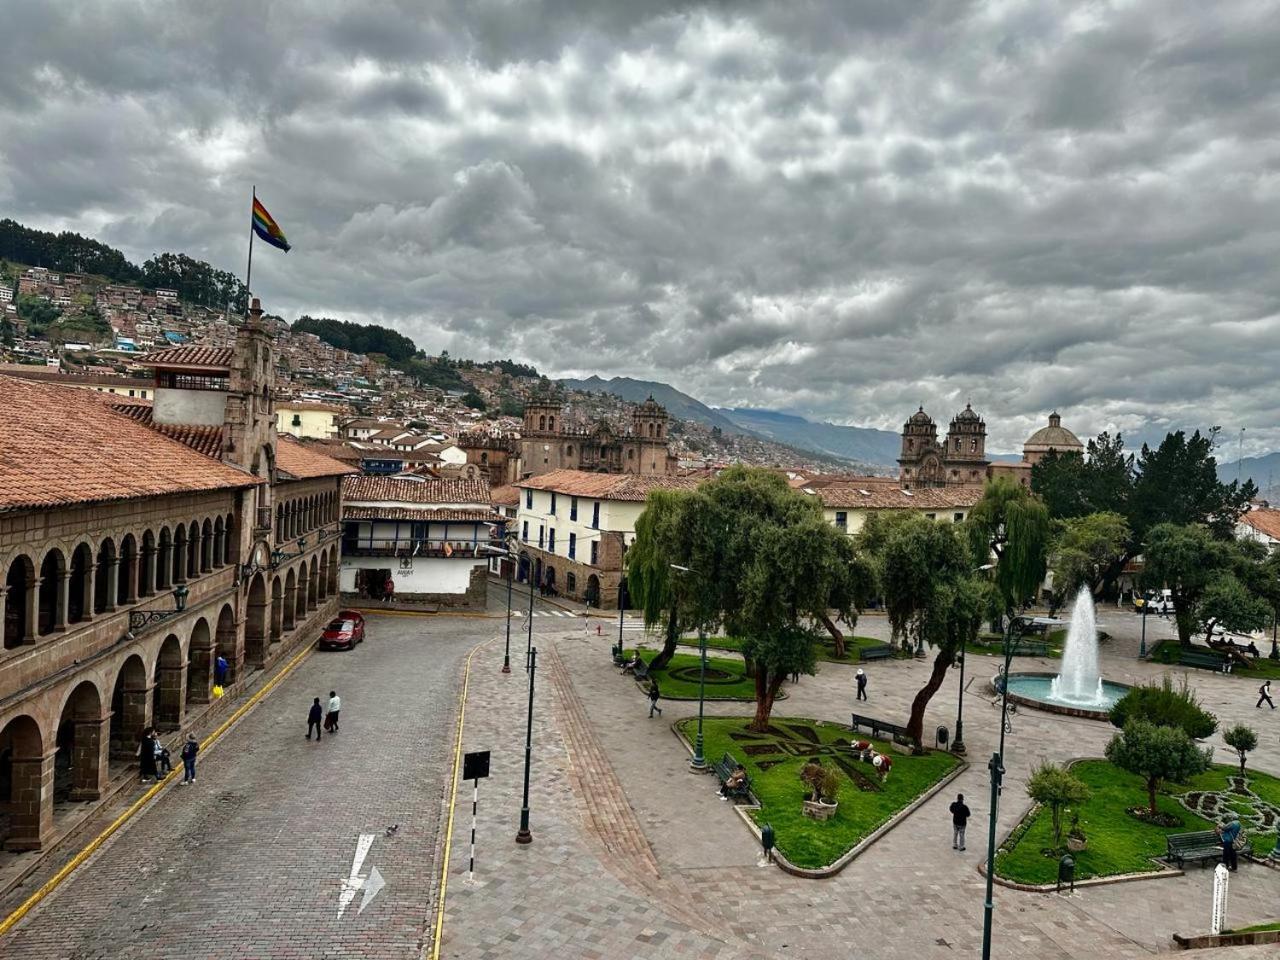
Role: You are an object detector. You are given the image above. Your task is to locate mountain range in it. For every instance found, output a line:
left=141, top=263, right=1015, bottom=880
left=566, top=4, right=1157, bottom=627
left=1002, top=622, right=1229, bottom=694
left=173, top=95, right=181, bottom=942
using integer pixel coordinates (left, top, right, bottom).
left=1218, top=453, right=1280, bottom=502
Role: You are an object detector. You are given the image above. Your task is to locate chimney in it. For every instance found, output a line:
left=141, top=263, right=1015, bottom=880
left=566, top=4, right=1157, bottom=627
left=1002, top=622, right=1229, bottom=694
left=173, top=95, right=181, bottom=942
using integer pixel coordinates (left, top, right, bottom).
left=248, top=297, right=263, bottom=328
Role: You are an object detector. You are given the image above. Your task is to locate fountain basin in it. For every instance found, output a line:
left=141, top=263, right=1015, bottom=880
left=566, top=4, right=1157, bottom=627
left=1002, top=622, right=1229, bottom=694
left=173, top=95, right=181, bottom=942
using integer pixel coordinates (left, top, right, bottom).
left=1001, top=672, right=1130, bottom=720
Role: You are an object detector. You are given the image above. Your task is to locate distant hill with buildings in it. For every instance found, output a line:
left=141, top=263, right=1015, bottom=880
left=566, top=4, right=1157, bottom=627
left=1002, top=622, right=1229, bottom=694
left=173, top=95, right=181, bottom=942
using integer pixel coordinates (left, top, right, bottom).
left=558, top=375, right=746, bottom=435
left=718, top=408, right=902, bottom=466
left=1220, top=452, right=1280, bottom=502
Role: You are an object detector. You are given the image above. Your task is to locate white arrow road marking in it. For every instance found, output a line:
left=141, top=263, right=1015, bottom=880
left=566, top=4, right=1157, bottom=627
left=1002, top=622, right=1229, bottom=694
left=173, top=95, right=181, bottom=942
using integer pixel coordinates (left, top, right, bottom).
left=358, top=865, right=385, bottom=915
left=338, top=833, right=377, bottom=918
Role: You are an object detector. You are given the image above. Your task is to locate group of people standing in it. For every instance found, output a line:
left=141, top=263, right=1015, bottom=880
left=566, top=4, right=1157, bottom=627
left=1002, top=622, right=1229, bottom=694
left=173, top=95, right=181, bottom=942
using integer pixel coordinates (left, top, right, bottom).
left=138, top=728, right=199, bottom=785
left=307, top=691, right=342, bottom=739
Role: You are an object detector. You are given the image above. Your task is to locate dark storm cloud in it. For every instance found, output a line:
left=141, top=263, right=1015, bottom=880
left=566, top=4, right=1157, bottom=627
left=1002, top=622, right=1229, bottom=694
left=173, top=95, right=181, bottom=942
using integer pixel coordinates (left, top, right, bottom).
left=2, top=1, right=1279, bottom=453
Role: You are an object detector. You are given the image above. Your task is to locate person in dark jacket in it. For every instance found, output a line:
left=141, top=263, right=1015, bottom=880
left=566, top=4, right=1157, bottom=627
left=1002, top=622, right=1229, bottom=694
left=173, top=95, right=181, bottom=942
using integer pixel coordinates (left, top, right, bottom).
left=949, top=793, right=971, bottom=851
left=647, top=680, right=663, bottom=718
left=1258, top=680, right=1275, bottom=709
left=307, top=698, right=324, bottom=740
left=180, top=734, right=199, bottom=784
left=1219, top=813, right=1242, bottom=871
left=855, top=669, right=868, bottom=701
left=138, top=729, right=158, bottom=783
left=214, top=655, right=229, bottom=687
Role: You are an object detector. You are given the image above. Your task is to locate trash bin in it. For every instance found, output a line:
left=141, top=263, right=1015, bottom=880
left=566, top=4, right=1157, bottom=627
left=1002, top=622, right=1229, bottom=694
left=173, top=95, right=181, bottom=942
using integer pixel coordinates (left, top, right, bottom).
left=935, top=725, right=949, bottom=749
left=1057, top=854, right=1075, bottom=893
left=761, top=823, right=775, bottom=859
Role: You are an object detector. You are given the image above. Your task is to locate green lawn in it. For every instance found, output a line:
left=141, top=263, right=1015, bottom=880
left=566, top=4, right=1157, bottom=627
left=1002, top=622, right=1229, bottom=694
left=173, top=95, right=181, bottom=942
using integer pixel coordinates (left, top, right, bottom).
left=675, top=634, right=888, bottom=664
left=625, top=648, right=757, bottom=701
left=1149, top=639, right=1280, bottom=679
left=1229, top=921, right=1280, bottom=933
left=681, top=716, right=960, bottom=870
left=996, top=760, right=1280, bottom=884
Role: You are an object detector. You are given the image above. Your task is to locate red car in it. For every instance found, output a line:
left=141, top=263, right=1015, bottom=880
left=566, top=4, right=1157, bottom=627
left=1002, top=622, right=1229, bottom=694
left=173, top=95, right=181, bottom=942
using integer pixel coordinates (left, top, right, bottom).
left=319, top=611, right=366, bottom=651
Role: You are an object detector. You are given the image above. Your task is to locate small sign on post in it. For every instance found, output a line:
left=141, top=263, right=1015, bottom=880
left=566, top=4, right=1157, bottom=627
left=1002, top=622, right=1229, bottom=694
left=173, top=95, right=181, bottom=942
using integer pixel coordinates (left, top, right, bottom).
left=1211, top=862, right=1229, bottom=934
left=462, top=751, right=491, bottom=882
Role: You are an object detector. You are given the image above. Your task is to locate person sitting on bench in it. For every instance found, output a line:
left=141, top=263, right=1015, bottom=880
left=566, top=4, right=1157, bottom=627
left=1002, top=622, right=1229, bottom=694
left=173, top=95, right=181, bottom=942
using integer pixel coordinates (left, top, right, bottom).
left=719, top=764, right=747, bottom=799
left=620, top=651, right=642, bottom=675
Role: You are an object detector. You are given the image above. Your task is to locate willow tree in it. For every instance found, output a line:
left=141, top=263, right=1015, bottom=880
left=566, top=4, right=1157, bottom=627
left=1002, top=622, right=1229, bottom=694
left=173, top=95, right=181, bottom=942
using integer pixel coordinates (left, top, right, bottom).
left=966, top=477, right=1050, bottom=619
left=875, top=514, right=988, bottom=745
left=682, top=467, right=862, bottom=730
left=624, top=488, right=693, bottom=671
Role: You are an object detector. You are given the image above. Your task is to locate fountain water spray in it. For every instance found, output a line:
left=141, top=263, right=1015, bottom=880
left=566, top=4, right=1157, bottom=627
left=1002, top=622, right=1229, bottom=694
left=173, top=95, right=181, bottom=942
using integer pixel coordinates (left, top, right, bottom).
left=1049, top=587, right=1107, bottom=706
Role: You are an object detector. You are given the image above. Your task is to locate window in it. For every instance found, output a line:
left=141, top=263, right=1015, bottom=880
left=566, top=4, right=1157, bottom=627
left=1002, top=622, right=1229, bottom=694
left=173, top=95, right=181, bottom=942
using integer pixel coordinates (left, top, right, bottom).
left=525, top=489, right=533, bottom=509
left=522, top=520, right=529, bottom=541
left=567, top=445, right=574, bottom=457
left=590, top=541, right=598, bottom=566
left=570, top=497, right=578, bottom=521
left=925, top=513, right=936, bottom=520
left=953, top=512, right=964, bottom=523
left=292, top=414, right=302, bottom=426
left=955, top=438, right=961, bottom=451
left=548, top=528, right=556, bottom=552
left=568, top=533, right=576, bottom=559
left=627, top=449, right=634, bottom=459
left=971, top=439, right=977, bottom=452
left=835, top=511, right=847, bottom=531
left=128, top=389, right=135, bottom=397
left=591, top=501, right=600, bottom=528
left=550, top=492, right=557, bottom=515
left=538, top=525, right=544, bottom=549
left=566, top=572, right=576, bottom=593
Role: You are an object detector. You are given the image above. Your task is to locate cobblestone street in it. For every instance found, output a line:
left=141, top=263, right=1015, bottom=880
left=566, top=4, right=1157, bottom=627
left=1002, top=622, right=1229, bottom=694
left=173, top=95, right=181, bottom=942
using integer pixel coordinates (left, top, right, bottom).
left=1, top=613, right=485, bottom=960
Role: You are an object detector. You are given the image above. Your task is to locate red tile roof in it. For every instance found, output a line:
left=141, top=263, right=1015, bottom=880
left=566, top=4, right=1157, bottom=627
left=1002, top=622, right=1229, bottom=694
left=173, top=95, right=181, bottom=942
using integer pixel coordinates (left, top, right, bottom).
left=135, top=345, right=234, bottom=371
left=0, top=376, right=257, bottom=511
left=805, top=484, right=983, bottom=510
left=110, top=402, right=226, bottom=458
left=489, top=483, right=520, bottom=506
left=344, top=475, right=492, bottom=505
left=1241, top=509, right=1280, bottom=542
left=343, top=506, right=503, bottom=523
left=514, top=469, right=703, bottom=502
left=276, top=437, right=358, bottom=480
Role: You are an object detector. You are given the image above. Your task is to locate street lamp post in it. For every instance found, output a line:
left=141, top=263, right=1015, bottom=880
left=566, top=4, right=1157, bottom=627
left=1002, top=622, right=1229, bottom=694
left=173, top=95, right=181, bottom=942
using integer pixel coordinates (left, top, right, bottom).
left=617, top=580, right=627, bottom=662
left=526, top=558, right=536, bottom=670
left=954, top=563, right=995, bottom=756
left=481, top=543, right=520, bottom=674
left=670, top=564, right=708, bottom=772
left=981, top=614, right=1032, bottom=960
left=1139, top=597, right=1148, bottom=660
left=1271, top=610, right=1279, bottom=661
left=516, top=645, right=537, bottom=844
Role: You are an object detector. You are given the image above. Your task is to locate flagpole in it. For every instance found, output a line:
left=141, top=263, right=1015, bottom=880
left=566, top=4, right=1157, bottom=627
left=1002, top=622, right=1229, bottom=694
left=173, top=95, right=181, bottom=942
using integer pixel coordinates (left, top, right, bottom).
left=245, top=184, right=256, bottom=302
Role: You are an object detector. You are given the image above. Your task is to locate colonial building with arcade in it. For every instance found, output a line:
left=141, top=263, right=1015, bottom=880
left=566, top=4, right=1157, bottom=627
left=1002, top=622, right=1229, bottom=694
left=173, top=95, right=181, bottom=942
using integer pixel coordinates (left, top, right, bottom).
left=0, top=299, right=350, bottom=853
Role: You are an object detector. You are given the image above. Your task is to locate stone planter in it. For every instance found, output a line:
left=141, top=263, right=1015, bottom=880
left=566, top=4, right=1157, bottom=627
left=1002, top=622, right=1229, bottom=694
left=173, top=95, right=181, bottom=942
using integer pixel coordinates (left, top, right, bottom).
left=1067, top=836, right=1087, bottom=852
left=803, top=799, right=838, bottom=821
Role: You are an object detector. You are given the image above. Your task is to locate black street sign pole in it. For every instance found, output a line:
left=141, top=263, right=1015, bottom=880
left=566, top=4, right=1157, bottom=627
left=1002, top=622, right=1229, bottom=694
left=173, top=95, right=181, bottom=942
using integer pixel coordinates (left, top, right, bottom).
left=526, top=565, right=536, bottom=670
left=516, top=648, right=536, bottom=844
left=461, top=750, right=491, bottom=880
left=502, top=557, right=514, bottom=673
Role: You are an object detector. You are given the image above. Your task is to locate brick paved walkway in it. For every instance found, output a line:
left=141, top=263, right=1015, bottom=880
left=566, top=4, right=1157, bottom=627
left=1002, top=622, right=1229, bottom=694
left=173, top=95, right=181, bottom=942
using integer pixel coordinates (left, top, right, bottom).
left=2, top=614, right=484, bottom=960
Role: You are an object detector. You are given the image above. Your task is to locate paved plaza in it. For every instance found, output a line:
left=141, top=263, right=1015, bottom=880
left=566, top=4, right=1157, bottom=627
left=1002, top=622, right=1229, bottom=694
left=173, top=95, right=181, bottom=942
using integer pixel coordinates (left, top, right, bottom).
left=2, top=592, right=1278, bottom=958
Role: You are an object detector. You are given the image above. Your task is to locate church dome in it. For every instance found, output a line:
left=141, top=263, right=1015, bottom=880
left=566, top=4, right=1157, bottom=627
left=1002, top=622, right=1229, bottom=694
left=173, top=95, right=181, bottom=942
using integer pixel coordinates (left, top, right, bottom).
left=635, top=395, right=666, bottom=417
left=954, top=403, right=981, bottom=423
left=1023, top=412, right=1083, bottom=457
left=907, top=406, right=933, bottom=425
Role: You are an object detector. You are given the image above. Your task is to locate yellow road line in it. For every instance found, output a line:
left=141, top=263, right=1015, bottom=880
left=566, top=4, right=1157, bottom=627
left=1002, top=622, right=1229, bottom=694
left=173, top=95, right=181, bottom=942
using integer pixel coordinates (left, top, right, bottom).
left=0, top=643, right=315, bottom=937
left=429, top=638, right=488, bottom=960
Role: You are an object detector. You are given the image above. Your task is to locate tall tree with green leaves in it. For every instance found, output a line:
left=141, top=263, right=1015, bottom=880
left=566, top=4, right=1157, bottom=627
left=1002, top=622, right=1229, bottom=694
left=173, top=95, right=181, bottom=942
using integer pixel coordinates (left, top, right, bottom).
left=1105, top=720, right=1212, bottom=816
left=1130, top=429, right=1255, bottom=541
left=624, top=489, right=692, bottom=671
left=965, top=477, right=1050, bottom=619
left=872, top=513, right=988, bottom=744
left=1032, top=432, right=1134, bottom=520
left=1048, top=512, right=1130, bottom=613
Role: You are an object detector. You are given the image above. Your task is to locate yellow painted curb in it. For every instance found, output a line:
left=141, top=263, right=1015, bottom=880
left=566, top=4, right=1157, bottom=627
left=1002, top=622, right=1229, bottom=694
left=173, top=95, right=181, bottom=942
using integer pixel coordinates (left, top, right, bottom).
left=0, top=643, right=315, bottom=937
left=429, top=638, right=489, bottom=960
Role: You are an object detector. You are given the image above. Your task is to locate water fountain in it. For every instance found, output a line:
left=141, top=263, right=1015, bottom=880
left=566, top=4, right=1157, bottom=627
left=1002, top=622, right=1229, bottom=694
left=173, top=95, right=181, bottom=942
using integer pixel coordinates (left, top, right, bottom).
left=1001, top=587, right=1129, bottom=719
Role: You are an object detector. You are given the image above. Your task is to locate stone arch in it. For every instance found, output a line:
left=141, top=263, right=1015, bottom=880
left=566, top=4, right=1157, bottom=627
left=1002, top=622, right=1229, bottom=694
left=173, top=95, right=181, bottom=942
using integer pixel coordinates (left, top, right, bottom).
left=518, top=551, right=531, bottom=583
left=212, top=516, right=225, bottom=567
left=292, top=566, right=307, bottom=623
left=54, top=680, right=107, bottom=802
left=245, top=574, right=268, bottom=666
left=172, top=524, right=188, bottom=584
left=270, top=576, right=284, bottom=645
left=186, top=521, right=200, bottom=578
left=283, top=569, right=298, bottom=631
left=318, top=552, right=329, bottom=601
left=4, top=554, right=36, bottom=649
left=222, top=514, right=234, bottom=565
left=68, top=541, right=93, bottom=624
left=118, top=533, right=138, bottom=606
left=276, top=503, right=285, bottom=541
left=201, top=518, right=214, bottom=572
left=156, top=527, right=172, bottom=589
left=109, top=654, right=149, bottom=761
left=215, top=604, right=237, bottom=683
left=140, top=530, right=157, bottom=597
left=93, top=537, right=116, bottom=615
left=37, top=548, right=66, bottom=636
left=153, top=633, right=185, bottom=731
left=0, top=713, right=49, bottom=849
left=585, top=574, right=601, bottom=606
left=186, top=618, right=213, bottom=708
left=308, top=556, right=319, bottom=610
left=328, top=547, right=339, bottom=595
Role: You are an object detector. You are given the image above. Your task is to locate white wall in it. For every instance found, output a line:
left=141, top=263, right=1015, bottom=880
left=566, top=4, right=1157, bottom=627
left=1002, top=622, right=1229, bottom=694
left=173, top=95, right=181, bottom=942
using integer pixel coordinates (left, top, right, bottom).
left=154, top=387, right=227, bottom=426
left=339, top=555, right=480, bottom=595
left=514, top=489, right=645, bottom=563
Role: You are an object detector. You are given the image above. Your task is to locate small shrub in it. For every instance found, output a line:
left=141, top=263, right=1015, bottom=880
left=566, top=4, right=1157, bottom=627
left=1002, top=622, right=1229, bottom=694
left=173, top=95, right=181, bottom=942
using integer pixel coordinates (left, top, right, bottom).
left=1109, top=675, right=1217, bottom=739
left=1026, top=762, right=1091, bottom=848
left=1223, top=724, right=1259, bottom=776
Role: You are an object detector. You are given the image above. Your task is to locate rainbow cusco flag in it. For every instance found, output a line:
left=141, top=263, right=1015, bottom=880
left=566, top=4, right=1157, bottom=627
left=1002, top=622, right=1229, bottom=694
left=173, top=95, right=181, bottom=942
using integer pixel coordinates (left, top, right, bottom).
left=252, top=197, right=291, bottom=252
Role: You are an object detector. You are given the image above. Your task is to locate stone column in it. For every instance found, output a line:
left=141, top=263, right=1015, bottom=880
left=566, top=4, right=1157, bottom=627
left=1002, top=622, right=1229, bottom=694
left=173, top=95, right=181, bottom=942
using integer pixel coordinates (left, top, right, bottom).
left=5, top=750, right=56, bottom=851
left=103, top=558, right=119, bottom=613
left=138, top=546, right=155, bottom=597
left=82, top=565, right=96, bottom=621
left=173, top=542, right=186, bottom=584
left=125, top=550, right=140, bottom=604
left=69, top=714, right=112, bottom=801
left=53, top=571, right=70, bottom=631
left=22, top=577, right=39, bottom=642
left=187, top=646, right=212, bottom=705
left=155, top=663, right=187, bottom=731
left=111, top=683, right=152, bottom=760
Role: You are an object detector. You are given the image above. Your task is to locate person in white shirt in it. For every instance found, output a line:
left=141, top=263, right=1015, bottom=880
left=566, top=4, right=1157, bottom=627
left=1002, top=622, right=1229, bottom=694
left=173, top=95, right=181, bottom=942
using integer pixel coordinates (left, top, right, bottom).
left=325, top=691, right=342, bottom=732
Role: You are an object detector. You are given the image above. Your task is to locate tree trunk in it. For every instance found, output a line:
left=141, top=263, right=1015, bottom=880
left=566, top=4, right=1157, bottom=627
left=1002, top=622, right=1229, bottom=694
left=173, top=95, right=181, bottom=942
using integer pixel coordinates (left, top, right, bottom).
left=1174, top=609, right=1194, bottom=646
left=1147, top=777, right=1159, bottom=815
left=648, top=610, right=680, bottom=671
left=906, top=647, right=954, bottom=746
left=1239, top=755, right=1247, bottom=776
left=748, top=669, right=785, bottom=732
left=818, top=612, right=845, bottom=659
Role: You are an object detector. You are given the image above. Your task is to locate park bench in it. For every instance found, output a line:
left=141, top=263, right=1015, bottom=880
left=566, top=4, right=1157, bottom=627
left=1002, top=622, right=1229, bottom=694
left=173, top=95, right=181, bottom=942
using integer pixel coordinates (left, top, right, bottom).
left=1166, top=830, right=1222, bottom=868
left=712, top=752, right=754, bottom=803
left=858, top=644, right=896, bottom=662
left=632, top=659, right=651, bottom=683
left=1178, top=650, right=1226, bottom=672
left=850, top=713, right=918, bottom=749
left=1013, top=641, right=1050, bottom=657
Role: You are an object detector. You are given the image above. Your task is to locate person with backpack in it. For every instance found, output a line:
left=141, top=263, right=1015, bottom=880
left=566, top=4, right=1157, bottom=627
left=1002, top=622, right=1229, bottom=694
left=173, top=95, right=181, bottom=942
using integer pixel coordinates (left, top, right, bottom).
left=949, top=792, right=971, bottom=851
left=138, top=728, right=158, bottom=784
left=180, top=734, right=199, bottom=784
left=1219, top=812, right=1242, bottom=871
left=647, top=680, right=663, bottom=718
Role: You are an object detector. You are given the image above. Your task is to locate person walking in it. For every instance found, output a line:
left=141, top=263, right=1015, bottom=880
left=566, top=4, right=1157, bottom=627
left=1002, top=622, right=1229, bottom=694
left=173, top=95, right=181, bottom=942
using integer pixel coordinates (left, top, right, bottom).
left=307, top=697, right=324, bottom=740
left=214, top=654, right=229, bottom=688
left=647, top=680, right=663, bottom=718
left=383, top=576, right=395, bottom=604
left=1257, top=680, right=1275, bottom=709
left=325, top=690, right=342, bottom=733
left=138, top=728, right=158, bottom=783
left=855, top=668, right=868, bottom=701
left=180, top=734, right=199, bottom=784
left=1219, top=813, right=1242, bottom=872
left=155, top=736, right=172, bottom=776
left=949, top=793, right=971, bottom=851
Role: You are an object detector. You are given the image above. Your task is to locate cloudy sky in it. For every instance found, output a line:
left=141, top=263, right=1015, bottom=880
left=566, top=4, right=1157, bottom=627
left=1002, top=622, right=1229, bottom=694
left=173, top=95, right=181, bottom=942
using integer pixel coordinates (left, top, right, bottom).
left=3, top=1, right=1279, bottom=454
